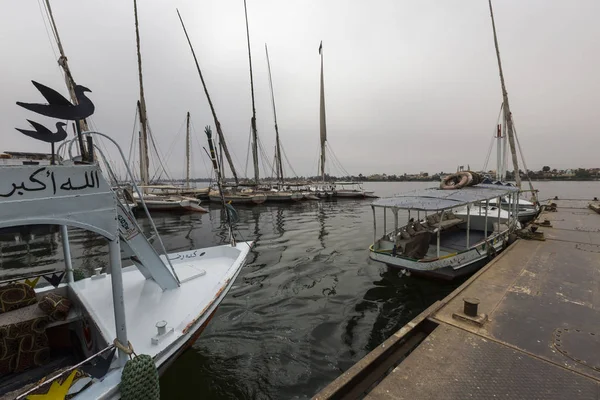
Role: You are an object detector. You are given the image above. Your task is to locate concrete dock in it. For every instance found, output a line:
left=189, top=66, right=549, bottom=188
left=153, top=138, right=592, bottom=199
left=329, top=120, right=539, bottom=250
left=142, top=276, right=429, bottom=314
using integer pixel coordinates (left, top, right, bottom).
left=315, top=199, right=600, bottom=399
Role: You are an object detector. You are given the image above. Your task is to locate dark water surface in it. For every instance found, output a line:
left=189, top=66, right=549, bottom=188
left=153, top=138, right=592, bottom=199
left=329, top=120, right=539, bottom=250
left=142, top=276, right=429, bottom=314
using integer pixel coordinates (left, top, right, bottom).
left=2, top=181, right=599, bottom=399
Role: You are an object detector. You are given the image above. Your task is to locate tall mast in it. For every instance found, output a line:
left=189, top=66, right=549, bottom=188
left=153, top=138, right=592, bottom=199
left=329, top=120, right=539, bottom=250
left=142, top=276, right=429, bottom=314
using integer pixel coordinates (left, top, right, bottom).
left=177, top=10, right=239, bottom=185
left=488, top=0, right=521, bottom=188
left=244, top=0, right=260, bottom=185
left=136, top=101, right=148, bottom=186
left=133, top=0, right=150, bottom=189
left=186, top=111, right=191, bottom=188
left=44, top=0, right=88, bottom=158
left=318, top=41, right=327, bottom=183
left=265, top=44, right=284, bottom=185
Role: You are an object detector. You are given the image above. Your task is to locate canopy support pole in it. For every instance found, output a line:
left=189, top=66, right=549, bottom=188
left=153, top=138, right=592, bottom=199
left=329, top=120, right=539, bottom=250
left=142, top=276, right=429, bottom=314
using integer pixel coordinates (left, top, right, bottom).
left=437, top=210, right=444, bottom=258
left=484, top=200, right=489, bottom=239
left=61, top=225, right=74, bottom=283
left=497, top=196, right=502, bottom=233
left=109, top=238, right=128, bottom=366
left=514, top=192, right=521, bottom=226
left=372, top=206, right=377, bottom=247
left=466, top=205, right=471, bottom=248
left=383, top=207, right=387, bottom=236
left=394, top=208, right=398, bottom=236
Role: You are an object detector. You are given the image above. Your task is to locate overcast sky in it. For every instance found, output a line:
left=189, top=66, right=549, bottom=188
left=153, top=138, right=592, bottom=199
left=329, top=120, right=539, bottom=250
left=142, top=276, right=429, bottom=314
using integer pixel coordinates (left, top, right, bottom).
left=1, top=0, right=598, bottom=179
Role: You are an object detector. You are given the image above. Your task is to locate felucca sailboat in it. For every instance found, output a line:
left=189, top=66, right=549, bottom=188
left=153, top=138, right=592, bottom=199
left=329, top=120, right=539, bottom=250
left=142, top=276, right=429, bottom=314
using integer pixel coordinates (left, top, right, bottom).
left=315, top=42, right=376, bottom=199
left=484, top=0, right=539, bottom=222
left=131, top=1, right=206, bottom=213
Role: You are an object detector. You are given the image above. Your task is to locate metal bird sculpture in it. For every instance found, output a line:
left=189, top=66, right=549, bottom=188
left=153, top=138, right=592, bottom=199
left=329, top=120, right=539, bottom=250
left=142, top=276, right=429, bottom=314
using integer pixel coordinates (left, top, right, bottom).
left=16, top=80, right=95, bottom=120
left=15, top=120, right=68, bottom=165
left=16, top=120, right=67, bottom=143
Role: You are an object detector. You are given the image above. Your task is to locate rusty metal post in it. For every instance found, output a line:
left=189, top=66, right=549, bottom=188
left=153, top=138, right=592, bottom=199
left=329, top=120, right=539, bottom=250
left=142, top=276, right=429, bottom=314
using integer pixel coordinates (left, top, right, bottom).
left=463, top=298, right=480, bottom=317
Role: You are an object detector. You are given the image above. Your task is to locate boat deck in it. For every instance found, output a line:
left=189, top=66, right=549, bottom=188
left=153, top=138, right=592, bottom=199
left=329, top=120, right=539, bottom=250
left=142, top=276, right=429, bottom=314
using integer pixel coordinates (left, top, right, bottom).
left=424, top=229, right=487, bottom=258
left=70, top=244, right=249, bottom=358
left=315, top=199, right=600, bottom=399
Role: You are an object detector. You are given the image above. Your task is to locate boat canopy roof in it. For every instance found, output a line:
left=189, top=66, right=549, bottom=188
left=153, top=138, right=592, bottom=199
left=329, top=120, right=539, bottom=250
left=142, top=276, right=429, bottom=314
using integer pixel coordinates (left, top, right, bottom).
left=372, top=184, right=520, bottom=211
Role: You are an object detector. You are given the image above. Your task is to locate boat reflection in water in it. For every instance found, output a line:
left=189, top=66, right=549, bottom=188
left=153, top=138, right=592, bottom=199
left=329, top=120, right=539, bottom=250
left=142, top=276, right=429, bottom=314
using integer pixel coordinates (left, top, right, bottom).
left=0, top=224, right=60, bottom=275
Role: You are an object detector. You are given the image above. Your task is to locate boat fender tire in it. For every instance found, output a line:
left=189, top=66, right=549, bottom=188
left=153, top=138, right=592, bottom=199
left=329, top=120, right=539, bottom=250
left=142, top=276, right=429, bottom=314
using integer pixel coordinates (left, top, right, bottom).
left=440, top=172, right=469, bottom=190
left=120, top=353, right=160, bottom=400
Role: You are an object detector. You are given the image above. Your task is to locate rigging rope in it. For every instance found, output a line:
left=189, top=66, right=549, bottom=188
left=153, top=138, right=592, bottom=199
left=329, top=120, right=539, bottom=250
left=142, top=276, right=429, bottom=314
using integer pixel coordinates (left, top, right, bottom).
left=327, top=143, right=351, bottom=177
left=482, top=135, right=494, bottom=172
left=127, top=106, right=139, bottom=163
left=37, top=0, right=59, bottom=63
left=280, top=145, right=298, bottom=178
left=482, top=102, right=504, bottom=172
left=162, top=116, right=187, bottom=166
left=512, top=120, right=538, bottom=202
left=146, top=122, right=172, bottom=182
left=42, top=0, right=60, bottom=45
left=257, top=136, right=275, bottom=178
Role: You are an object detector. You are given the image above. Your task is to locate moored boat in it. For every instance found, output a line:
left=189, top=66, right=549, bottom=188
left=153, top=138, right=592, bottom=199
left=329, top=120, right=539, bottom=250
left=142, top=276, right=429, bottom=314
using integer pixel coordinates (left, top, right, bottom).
left=0, top=160, right=251, bottom=399
left=133, top=192, right=207, bottom=213
left=333, top=181, right=377, bottom=198
left=369, top=184, right=520, bottom=280
left=134, top=186, right=208, bottom=213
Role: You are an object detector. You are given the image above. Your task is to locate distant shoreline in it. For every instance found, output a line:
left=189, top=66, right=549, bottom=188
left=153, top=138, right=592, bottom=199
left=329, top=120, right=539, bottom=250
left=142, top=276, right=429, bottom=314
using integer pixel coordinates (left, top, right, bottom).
left=157, top=177, right=600, bottom=184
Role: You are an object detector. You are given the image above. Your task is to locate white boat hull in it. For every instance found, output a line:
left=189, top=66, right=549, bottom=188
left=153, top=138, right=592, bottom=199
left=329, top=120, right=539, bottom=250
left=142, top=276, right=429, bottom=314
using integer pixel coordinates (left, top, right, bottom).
left=454, top=205, right=519, bottom=232
left=71, top=242, right=253, bottom=399
left=134, top=192, right=207, bottom=213
left=143, top=199, right=207, bottom=213
left=370, top=232, right=508, bottom=280
left=488, top=196, right=540, bottom=222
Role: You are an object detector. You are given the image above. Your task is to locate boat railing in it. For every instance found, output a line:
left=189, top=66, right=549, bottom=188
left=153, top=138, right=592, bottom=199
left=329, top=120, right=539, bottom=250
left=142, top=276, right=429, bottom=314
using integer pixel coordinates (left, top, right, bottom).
left=0, top=269, right=63, bottom=287
left=58, top=131, right=181, bottom=284
left=15, top=344, right=116, bottom=400
left=372, top=189, right=521, bottom=260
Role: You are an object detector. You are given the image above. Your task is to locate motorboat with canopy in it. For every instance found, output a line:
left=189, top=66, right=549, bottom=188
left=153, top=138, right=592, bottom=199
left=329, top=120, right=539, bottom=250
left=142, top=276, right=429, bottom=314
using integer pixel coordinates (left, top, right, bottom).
left=370, top=184, right=520, bottom=280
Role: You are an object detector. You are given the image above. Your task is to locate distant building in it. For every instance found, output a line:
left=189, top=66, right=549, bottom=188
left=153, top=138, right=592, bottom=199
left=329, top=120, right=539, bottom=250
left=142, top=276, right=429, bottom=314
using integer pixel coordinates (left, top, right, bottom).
left=0, top=152, right=61, bottom=166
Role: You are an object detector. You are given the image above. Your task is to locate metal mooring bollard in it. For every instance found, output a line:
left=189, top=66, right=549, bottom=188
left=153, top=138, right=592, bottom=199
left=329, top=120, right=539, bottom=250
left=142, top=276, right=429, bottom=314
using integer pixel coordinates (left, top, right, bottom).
left=463, top=298, right=480, bottom=317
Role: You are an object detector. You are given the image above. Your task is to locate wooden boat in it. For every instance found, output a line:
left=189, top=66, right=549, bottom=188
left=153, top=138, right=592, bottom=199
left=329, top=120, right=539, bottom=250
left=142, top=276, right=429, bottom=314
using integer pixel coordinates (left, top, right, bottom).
left=479, top=0, right=541, bottom=223
left=314, top=43, right=377, bottom=199
left=133, top=193, right=207, bottom=213
left=369, top=184, right=520, bottom=280
left=208, top=189, right=266, bottom=205
left=333, top=182, right=377, bottom=198
left=134, top=186, right=207, bottom=213
left=179, top=186, right=210, bottom=199
left=128, top=5, right=210, bottom=215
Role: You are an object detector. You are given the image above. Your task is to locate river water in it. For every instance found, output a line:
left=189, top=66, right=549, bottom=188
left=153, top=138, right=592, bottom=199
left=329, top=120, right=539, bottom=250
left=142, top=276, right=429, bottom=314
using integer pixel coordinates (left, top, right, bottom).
left=1, top=181, right=599, bottom=399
